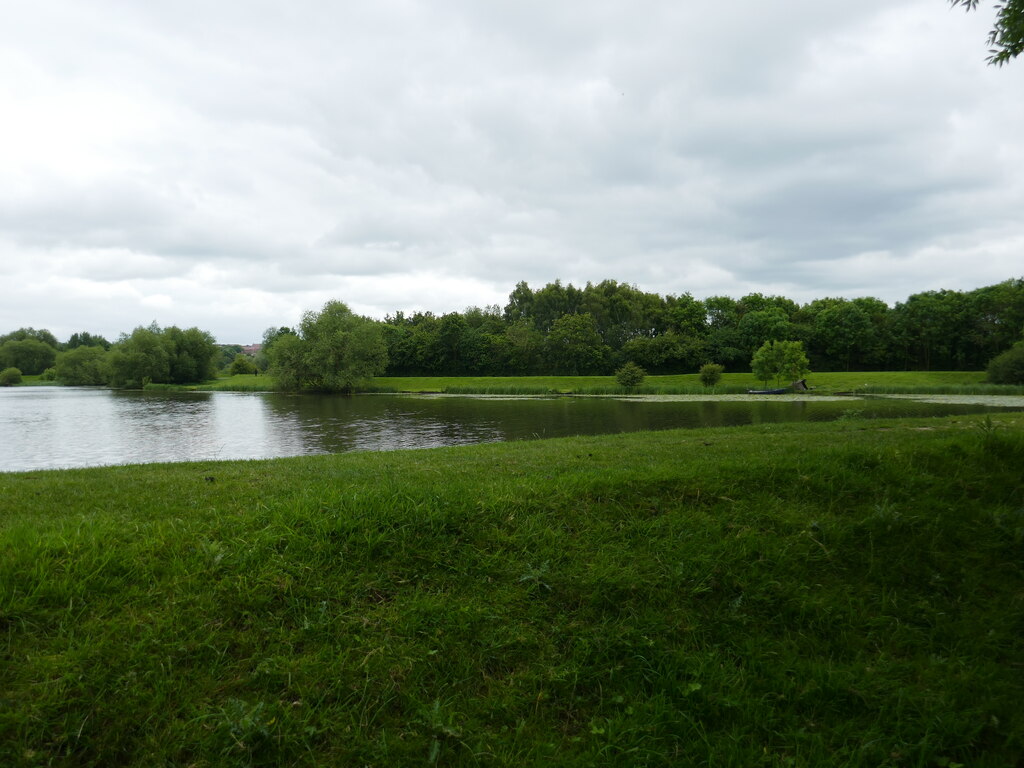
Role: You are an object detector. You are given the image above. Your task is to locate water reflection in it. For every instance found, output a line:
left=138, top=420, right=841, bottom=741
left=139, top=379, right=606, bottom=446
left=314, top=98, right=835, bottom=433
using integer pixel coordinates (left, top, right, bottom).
left=2, top=387, right=1021, bottom=472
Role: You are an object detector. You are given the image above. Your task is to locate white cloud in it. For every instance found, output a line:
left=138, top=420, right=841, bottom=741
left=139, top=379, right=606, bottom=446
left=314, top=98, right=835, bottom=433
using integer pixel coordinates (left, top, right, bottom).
left=1, top=0, right=1021, bottom=342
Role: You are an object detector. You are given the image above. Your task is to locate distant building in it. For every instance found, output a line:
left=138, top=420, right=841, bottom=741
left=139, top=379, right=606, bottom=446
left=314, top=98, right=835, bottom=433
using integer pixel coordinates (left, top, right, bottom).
left=241, top=344, right=262, bottom=355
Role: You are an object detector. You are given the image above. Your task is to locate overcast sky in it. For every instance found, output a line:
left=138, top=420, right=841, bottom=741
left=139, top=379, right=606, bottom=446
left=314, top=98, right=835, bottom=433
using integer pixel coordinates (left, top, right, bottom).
left=2, top=1, right=1022, bottom=344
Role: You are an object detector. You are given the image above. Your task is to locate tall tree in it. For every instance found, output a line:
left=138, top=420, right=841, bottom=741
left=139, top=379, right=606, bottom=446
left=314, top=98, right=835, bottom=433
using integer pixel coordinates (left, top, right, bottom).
left=0, top=338, right=57, bottom=375
left=271, top=300, right=388, bottom=393
left=65, top=331, right=111, bottom=350
left=751, top=340, right=810, bottom=386
left=545, top=313, right=610, bottom=375
left=107, top=325, right=173, bottom=388
left=55, top=346, right=110, bottom=385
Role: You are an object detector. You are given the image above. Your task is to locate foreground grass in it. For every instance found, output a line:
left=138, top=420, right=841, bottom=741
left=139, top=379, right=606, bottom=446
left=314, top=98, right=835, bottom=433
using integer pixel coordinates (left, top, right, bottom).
left=2, top=415, right=1023, bottom=766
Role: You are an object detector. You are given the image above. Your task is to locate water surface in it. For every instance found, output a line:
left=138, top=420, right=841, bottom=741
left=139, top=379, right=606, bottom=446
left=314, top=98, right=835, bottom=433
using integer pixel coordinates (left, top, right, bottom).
left=2, top=387, right=1020, bottom=472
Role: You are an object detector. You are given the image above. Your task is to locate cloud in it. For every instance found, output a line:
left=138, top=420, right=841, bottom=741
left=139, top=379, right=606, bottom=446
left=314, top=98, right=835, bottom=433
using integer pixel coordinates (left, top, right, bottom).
left=1, top=0, right=1021, bottom=342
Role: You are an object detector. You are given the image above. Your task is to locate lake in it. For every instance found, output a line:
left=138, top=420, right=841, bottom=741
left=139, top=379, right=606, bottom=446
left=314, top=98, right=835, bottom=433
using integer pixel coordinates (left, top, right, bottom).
left=2, top=386, right=1022, bottom=472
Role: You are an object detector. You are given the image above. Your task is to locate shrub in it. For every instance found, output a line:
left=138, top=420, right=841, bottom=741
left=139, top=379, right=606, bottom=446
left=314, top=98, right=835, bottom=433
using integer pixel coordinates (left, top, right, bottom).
left=0, top=367, right=22, bottom=386
left=987, top=342, right=1024, bottom=384
left=39, top=367, right=57, bottom=381
left=615, top=361, right=646, bottom=387
left=229, top=354, right=258, bottom=376
left=699, top=363, right=724, bottom=387
left=55, top=346, right=110, bottom=386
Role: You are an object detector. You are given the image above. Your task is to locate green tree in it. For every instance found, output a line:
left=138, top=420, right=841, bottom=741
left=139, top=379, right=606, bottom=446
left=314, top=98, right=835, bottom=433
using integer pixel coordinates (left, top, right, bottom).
left=545, top=313, right=610, bottom=375
left=738, top=308, right=792, bottom=358
left=256, top=327, right=295, bottom=372
left=266, top=333, right=308, bottom=391
left=164, top=326, right=219, bottom=384
left=55, top=346, right=110, bottom=385
left=503, top=320, right=544, bottom=375
left=270, top=300, right=388, bottom=393
left=0, top=327, right=60, bottom=349
left=65, top=331, right=111, bottom=350
left=229, top=354, right=258, bottom=376
left=0, top=367, right=22, bottom=386
left=751, top=341, right=810, bottom=386
left=951, top=0, right=1024, bottom=65
left=615, top=361, right=646, bottom=387
left=699, top=363, right=724, bottom=387
left=0, top=338, right=57, bottom=375
left=107, top=325, right=173, bottom=388
left=986, top=341, right=1024, bottom=383
left=812, top=301, right=874, bottom=371
left=531, top=280, right=584, bottom=332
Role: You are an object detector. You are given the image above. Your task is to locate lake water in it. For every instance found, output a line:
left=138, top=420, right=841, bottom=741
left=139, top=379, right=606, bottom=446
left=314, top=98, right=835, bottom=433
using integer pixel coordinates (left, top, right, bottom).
left=2, top=387, right=1022, bottom=472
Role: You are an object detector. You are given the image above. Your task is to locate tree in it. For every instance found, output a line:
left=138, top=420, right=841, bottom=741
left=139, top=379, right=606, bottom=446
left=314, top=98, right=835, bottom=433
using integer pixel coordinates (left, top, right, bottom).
left=738, top=308, right=792, bottom=358
left=0, top=367, right=22, bottom=386
left=55, top=346, right=110, bottom=385
left=986, top=341, right=1024, bottom=383
left=812, top=301, right=873, bottom=371
left=164, top=326, right=219, bottom=384
left=545, top=313, right=610, bottom=375
left=229, top=353, right=258, bottom=376
left=0, top=327, right=59, bottom=349
left=65, top=331, right=111, bottom=350
left=107, top=325, right=172, bottom=388
left=699, top=363, right=724, bottom=387
left=0, top=338, right=57, bottom=375
left=751, top=340, right=810, bottom=386
left=615, top=361, right=646, bottom=387
left=951, top=0, right=1024, bottom=65
left=270, top=300, right=388, bottom=393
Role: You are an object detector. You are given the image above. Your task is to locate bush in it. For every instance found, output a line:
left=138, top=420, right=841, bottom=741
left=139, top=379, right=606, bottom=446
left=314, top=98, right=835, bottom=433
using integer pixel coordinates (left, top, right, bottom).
left=699, top=363, right=724, bottom=387
left=0, top=367, right=22, bottom=386
left=229, top=354, right=258, bottom=376
left=55, top=346, right=110, bottom=386
left=987, top=342, right=1024, bottom=384
left=39, top=367, right=57, bottom=381
left=615, top=361, right=646, bottom=387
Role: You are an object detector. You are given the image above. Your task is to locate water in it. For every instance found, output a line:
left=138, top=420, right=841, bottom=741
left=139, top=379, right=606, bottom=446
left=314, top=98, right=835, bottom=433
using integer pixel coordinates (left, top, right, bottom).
left=2, top=387, right=1021, bottom=472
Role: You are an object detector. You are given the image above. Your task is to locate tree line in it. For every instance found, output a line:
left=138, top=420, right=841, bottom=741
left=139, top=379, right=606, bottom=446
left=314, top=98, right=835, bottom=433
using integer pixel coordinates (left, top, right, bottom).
left=0, top=324, right=220, bottom=387
left=371, top=278, right=1024, bottom=377
left=2, top=277, right=1023, bottom=389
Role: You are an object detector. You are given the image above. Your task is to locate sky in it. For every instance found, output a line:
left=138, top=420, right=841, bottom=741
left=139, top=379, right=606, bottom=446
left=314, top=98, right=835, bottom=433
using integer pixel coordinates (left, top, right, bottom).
left=2, top=1, right=1022, bottom=344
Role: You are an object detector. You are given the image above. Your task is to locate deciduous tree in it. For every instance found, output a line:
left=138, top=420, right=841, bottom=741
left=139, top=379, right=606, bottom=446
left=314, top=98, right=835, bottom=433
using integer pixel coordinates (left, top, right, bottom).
left=55, top=346, right=110, bottom=385
left=271, top=300, right=388, bottom=393
left=951, top=0, right=1024, bottom=65
left=751, top=340, right=810, bottom=386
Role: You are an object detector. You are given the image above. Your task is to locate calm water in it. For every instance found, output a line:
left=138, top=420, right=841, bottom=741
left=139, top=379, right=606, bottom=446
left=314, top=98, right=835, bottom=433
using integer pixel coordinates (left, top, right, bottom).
left=1, top=387, right=1021, bottom=472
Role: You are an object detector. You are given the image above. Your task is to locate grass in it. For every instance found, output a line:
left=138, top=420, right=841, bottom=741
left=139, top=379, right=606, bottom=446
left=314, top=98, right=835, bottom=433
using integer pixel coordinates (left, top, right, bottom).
left=2, top=413, right=1023, bottom=766
left=14, top=374, right=59, bottom=386
left=191, top=371, right=996, bottom=395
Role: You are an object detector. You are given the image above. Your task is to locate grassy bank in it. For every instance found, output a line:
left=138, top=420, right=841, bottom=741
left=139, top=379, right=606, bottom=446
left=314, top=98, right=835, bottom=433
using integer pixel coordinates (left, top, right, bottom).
left=2, top=414, right=1023, bottom=766
left=185, top=370, right=997, bottom=395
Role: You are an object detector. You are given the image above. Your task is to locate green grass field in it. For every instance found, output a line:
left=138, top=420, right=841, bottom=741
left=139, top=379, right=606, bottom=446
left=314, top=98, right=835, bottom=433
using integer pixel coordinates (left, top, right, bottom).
left=2, top=413, right=1023, bottom=766
left=190, top=370, right=1002, bottom=395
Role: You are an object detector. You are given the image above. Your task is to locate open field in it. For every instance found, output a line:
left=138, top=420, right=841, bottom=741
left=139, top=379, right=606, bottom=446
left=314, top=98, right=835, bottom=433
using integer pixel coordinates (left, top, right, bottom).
left=186, top=370, right=1014, bottom=395
left=2, top=413, right=1023, bottom=766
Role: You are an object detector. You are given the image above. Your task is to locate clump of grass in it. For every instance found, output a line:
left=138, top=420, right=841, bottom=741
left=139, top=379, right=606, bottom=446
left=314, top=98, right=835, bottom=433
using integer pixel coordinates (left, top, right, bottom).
left=572, top=384, right=751, bottom=395
left=444, top=385, right=559, bottom=395
left=2, top=416, right=1023, bottom=765
left=861, top=383, right=1024, bottom=395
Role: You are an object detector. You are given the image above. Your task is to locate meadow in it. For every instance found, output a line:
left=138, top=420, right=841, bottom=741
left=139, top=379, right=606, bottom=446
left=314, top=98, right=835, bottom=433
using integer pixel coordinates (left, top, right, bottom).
left=187, top=370, right=1021, bottom=396
left=2, top=411, right=1022, bottom=766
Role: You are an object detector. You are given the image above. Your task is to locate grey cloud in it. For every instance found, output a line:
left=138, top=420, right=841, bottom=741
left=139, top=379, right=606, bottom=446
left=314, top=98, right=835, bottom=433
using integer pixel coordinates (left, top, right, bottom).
left=1, top=1, right=1021, bottom=341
